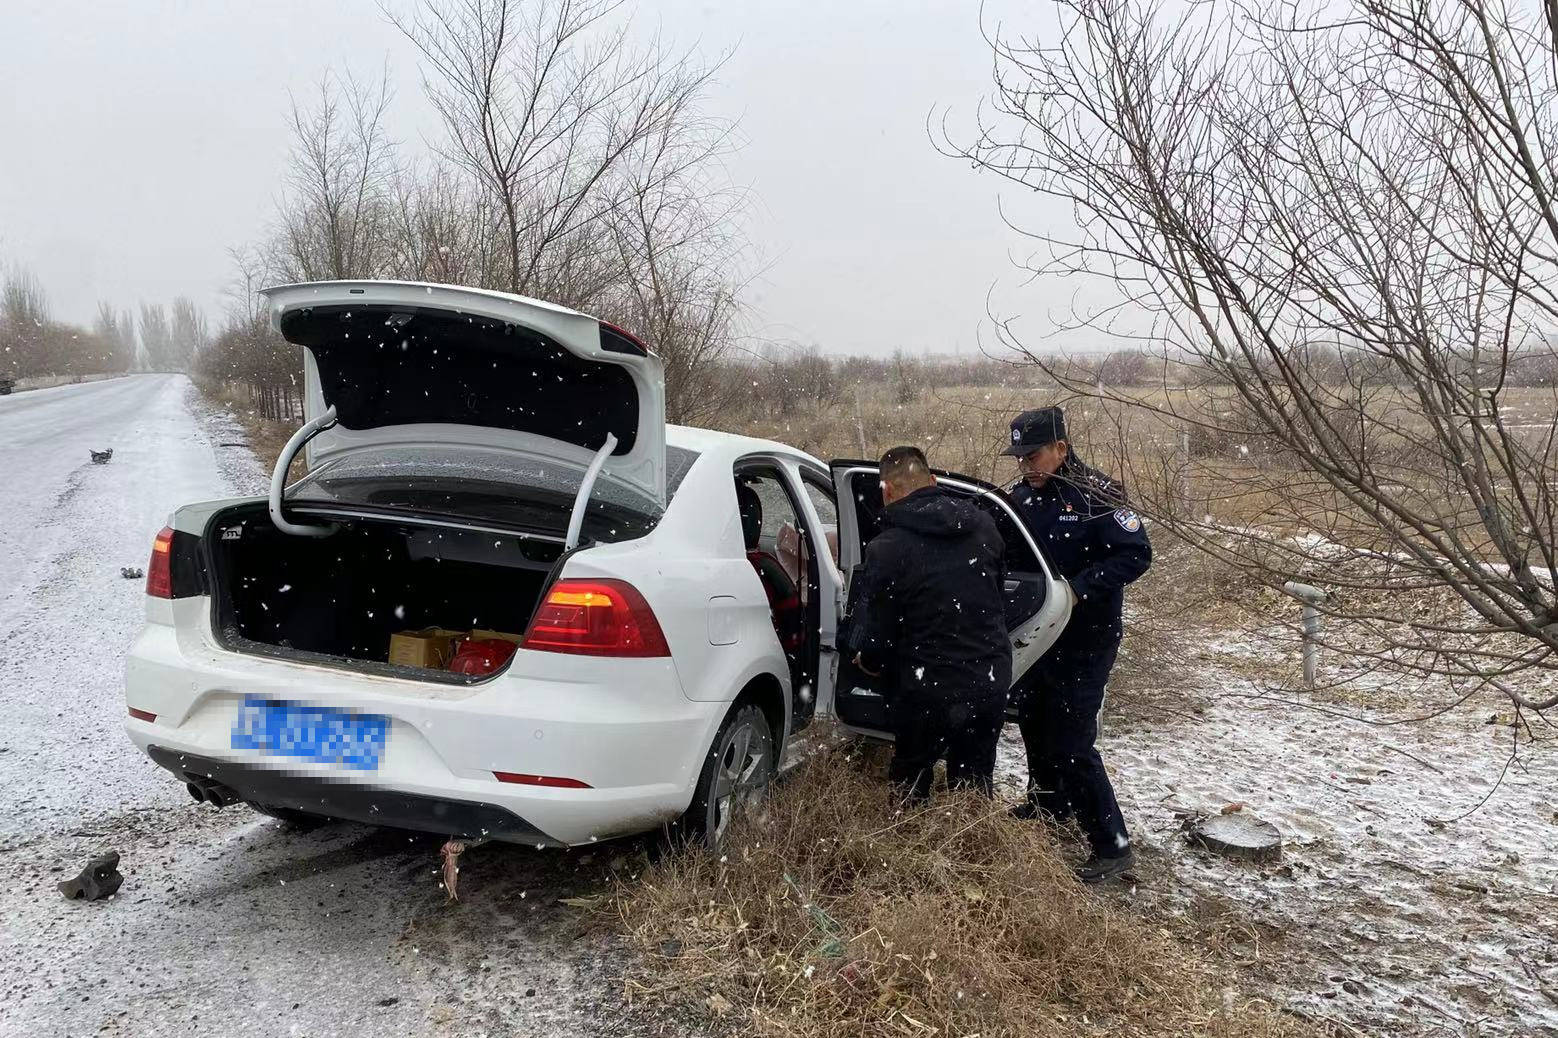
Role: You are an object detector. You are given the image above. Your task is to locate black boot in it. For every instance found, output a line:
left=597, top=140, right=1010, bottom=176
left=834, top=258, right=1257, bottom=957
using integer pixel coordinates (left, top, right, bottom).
left=1009, top=798, right=1045, bottom=821
left=1075, top=847, right=1134, bottom=883
left=1009, top=790, right=1072, bottom=824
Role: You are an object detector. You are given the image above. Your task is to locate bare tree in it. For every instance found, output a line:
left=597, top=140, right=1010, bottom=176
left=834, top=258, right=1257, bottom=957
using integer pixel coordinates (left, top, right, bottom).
left=93, top=302, right=137, bottom=371
left=389, top=0, right=720, bottom=303
left=383, top=163, right=506, bottom=285
left=1, top=268, right=50, bottom=376
left=272, top=69, right=399, bottom=282
left=226, top=2, right=746, bottom=425
left=950, top=0, right=1558, bottom=709
left=167, top=297, right=209, bottom=371
left=604, top=96, right=748, bottom=423
left=138, top=303, right=176, bottom=372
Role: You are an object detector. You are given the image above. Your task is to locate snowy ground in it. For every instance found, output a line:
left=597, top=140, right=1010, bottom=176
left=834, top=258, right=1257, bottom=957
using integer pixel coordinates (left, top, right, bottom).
left=3, top=376, right=1553, bottom=1037
left=995, top=634, right=1558, bottom=1037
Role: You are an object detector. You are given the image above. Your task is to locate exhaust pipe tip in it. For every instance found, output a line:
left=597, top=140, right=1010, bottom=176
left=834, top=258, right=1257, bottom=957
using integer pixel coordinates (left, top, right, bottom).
left=184, top=776, right=241, bottom=808
left=205, top=783, right=240, bottom=808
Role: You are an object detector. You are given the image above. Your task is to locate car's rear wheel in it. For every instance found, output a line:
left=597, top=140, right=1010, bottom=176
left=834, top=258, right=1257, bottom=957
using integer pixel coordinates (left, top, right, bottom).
left=678, top=704, right=775, bottom=850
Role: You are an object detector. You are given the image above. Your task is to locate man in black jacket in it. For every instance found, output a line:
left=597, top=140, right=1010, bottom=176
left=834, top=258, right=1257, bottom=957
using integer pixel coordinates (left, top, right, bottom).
left=846, top=446, right=1012, bottom=801
left=1004, top=407, right=1151, bottom=882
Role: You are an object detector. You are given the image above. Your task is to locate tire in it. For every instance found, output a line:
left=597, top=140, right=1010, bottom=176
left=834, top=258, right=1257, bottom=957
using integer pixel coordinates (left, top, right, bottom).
left=676, top=704, right=775, bottom=851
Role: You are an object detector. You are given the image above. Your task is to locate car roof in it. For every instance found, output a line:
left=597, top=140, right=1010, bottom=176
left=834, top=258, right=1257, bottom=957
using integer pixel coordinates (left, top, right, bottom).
left=667, top=423, right=825, bottom=470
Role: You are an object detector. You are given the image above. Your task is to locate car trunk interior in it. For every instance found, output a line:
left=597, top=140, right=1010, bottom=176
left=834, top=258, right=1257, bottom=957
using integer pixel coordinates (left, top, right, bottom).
left=206, top=504, right=563, bottom=680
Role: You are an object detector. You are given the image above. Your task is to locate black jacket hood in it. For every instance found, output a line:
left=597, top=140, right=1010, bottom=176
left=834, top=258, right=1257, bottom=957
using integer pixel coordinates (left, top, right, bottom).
left=882, top=486, right=986, bottom=539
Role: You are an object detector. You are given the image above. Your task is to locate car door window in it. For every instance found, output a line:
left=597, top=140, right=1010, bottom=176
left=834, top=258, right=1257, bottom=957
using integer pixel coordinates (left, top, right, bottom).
left=741, top=472, right=804, bottom=584
left=800, top=473, right=840, bottom=566
left=736, top=465, right=821, bottom=730
left=967, top=493, right=1047, bottom=624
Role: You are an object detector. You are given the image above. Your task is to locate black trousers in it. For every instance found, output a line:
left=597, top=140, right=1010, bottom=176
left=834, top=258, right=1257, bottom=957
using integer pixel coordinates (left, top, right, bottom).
left=1015, top=631, right=1130, bottom=856
left=888, top=692, right=1005, bottom=802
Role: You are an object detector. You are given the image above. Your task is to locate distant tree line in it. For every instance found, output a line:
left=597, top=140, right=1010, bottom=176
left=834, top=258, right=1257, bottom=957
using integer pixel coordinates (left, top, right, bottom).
left=0, top=262, right=206, bottom=381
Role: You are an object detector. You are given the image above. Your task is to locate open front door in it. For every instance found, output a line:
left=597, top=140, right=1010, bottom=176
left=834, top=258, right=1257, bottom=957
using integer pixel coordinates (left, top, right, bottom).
left=827, top=461, right=1072, bottom=739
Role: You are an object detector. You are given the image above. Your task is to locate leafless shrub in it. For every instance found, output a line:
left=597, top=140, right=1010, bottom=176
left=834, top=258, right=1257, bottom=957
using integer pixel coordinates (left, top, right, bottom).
left=194, top=248, right=302, bottom=421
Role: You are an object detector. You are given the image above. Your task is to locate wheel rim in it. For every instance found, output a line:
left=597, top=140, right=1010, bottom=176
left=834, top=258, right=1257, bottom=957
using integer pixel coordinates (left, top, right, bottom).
left=709, top=715, right=771, bottom=844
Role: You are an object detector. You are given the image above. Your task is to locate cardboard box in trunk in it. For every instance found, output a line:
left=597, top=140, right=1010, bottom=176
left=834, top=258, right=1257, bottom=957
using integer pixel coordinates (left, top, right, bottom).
left=388, top=628, right=465, bottom=669
left=469, top=628, right=526, bottom=647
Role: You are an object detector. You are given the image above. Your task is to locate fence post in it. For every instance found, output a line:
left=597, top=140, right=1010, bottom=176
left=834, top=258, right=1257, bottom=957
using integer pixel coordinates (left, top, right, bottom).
left=1179, top=426, right=1193, bottom=517
left=1283, top=581, right=1327, bottom=688
left=853, top=389, right=868, bottom=457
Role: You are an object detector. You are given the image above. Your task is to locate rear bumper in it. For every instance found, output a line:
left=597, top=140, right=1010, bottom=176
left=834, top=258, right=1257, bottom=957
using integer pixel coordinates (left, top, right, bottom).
left=125, top=609, right=728, bottom=846
left=148, top=746, right=560, bottom=845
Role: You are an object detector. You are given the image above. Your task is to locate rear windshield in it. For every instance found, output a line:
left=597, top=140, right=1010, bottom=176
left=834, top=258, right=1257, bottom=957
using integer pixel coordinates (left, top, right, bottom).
left=289, top=445, right=699, bottom=543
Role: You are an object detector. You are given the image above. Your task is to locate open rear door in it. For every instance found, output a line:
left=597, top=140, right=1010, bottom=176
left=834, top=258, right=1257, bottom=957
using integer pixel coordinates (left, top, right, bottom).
left=827, top=461, right=1072, bottom=739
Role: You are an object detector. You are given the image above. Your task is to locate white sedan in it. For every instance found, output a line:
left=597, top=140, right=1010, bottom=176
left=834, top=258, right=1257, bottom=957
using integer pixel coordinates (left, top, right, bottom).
left=124, top=280, right=1072, bottom=847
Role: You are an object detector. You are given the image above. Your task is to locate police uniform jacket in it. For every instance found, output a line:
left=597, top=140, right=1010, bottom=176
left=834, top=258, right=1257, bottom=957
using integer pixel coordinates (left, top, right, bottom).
left=1009, top=455, right=1151, bottom=643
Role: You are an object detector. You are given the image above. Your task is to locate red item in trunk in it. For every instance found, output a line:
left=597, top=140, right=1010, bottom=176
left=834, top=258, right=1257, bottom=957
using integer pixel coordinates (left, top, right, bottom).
left=448, top=638, right=518, bottom=675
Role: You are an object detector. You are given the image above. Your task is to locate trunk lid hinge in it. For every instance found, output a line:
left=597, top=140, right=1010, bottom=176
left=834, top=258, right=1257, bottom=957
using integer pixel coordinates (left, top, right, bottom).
left=269, top=405, right=338, bottom=538
left=564, top=433, right=619, bottom=551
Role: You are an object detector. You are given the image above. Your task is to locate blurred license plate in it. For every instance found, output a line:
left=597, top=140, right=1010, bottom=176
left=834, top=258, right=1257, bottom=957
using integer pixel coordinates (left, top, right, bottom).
left=231, top=697, right=388, bottom=771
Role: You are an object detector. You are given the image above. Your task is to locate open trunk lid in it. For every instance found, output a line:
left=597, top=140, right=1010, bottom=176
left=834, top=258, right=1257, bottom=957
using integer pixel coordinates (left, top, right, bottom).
left=263, top=280, right=666, bottom=506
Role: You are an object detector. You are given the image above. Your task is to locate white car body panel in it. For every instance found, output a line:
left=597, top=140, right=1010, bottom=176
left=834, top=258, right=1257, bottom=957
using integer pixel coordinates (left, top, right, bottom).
left=126, top=600, right=720, bottom=846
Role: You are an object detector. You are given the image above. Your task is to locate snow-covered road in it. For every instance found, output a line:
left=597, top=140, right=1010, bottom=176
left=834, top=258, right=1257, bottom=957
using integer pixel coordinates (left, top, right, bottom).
left=0, top=377, right=628, bottom=1038
left=0, top=375, right=250, bottom=837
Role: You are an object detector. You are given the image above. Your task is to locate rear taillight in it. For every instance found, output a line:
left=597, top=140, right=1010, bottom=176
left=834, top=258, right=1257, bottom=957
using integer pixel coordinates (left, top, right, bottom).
left=146, top=527, right=175, bottom=599
left=522, top=578, right=670, bottom=657
left=146, top=526, right=202, bottom=600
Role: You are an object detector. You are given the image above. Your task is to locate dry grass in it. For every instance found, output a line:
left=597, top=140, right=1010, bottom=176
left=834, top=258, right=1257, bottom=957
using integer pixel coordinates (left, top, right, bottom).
left=197, top=379, right=301, bottom=474
left=613, top=748, right=1317, bottom=1038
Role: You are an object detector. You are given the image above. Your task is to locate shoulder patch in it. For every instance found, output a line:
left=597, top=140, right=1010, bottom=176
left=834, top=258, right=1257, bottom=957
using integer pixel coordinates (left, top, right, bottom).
left=1113, top=508, right=1142, bottom=533
left=1076, top=468, right=1124, bottom=506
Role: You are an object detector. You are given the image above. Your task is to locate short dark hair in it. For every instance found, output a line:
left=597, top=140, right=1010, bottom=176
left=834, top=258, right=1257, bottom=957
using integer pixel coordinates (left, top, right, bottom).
left=880, top=445, right=932, bottom=491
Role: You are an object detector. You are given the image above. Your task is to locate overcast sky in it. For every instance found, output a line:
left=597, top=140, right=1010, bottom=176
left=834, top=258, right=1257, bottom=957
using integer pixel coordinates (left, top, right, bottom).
left=0, top=0, right=1096, bottom=357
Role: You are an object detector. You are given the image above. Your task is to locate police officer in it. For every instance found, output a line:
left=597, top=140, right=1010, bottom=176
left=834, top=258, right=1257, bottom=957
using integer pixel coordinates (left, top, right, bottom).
left=1004, top=407, right=1150, bottom=882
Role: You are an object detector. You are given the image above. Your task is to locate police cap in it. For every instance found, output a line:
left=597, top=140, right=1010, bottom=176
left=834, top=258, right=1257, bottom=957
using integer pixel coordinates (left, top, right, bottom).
left=1002, top=406, right=1068, bottom=457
